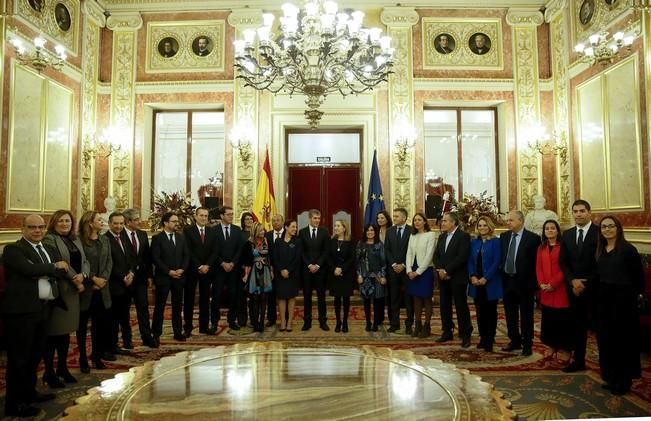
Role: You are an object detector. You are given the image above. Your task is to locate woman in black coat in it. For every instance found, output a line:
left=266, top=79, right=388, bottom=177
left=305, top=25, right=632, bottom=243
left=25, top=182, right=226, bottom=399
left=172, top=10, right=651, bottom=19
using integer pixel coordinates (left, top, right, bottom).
left=595, top=215, right=643, bottom=396
left=328, top=220, right=355, bottom=333
left=273, top=220, right=302, bottom=332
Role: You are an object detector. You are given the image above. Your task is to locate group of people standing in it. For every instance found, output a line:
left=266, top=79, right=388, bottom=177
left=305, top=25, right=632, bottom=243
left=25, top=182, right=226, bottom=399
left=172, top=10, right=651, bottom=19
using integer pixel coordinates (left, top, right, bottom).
left=0, top=199, right=643, bottom=416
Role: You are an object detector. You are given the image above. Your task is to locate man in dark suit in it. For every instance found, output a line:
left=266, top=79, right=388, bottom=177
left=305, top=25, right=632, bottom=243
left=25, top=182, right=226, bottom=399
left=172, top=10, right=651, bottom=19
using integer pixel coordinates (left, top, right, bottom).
left=215, top=206, right=244, bottom=330
left=264, top=214, right=285, bottom=327
left=385, top=208, right=413, bottom=333
left=1, top=215, right=67, bottom=417
left=298, top=209, right=330, bottom=331
left=500, top=209, right=541, bottom=356
left=434, top=212, right=473, bottom=347
left=559, top=199, right=598, bottom=372
left=151, top=212, right=190, bottom=344
left=122, top=208, right=155, bottom=347
left=105, top=212, right=135, bottom=354
left=183, top=206, right=219, bottom=336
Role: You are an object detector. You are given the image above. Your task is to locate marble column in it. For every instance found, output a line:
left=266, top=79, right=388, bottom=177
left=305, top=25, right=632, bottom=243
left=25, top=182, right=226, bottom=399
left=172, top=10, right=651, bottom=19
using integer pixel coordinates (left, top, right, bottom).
left=507, top=8, right=544, bottom=212
left=381, top=7, right=419, bottom=216
left=106, top=12, right=143, bottom=210
left=79, top=1, right=106, bottom=212
left=545, top=0, right=572, bottom=222
left=227, top=9, right=262, bottom=219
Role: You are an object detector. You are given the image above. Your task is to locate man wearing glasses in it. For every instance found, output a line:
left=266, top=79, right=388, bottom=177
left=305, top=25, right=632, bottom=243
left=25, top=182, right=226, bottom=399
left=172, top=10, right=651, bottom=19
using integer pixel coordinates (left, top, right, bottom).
left=559, top=199, right=599, bottom=373
left=1, top=215, right=69, bottom=417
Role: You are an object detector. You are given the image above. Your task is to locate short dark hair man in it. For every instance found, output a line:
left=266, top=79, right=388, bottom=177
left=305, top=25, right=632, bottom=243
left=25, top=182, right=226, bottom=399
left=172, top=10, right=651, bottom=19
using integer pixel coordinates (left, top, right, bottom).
left=298, top=209, right=330, bottom=331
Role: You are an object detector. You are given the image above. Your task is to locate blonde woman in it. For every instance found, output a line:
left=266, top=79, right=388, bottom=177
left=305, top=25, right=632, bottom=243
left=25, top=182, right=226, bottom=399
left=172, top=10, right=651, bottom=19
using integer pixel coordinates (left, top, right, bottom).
left=242, top=222, right=273, bottom=332
left=329, top=220, right=355, bottom=333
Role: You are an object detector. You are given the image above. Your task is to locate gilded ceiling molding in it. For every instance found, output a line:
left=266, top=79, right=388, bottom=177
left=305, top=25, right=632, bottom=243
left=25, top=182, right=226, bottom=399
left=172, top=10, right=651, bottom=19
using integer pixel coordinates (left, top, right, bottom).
left=507, top=8, right=543, bottom=212
left=547, top=1, right=573, bottom=222
left=381, top=6, right=419, bottom=217
left=108, top=12, right=141, bottom=210
left=228, top=9, right=261, bottom=218
left=79, top=1, right=106, bottom=211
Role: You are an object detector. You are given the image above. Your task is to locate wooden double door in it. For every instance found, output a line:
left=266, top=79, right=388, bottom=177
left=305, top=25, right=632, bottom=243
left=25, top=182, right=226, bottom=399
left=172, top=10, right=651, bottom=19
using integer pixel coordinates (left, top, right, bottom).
left=287, top=166, right=361, bottom=240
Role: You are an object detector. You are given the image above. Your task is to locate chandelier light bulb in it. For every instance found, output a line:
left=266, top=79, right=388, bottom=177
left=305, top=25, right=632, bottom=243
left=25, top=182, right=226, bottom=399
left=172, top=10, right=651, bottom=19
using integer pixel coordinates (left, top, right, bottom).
left=257, top=26, right=271, bottom=42
left=242, top=29, right=256, bottom=44
left=233, top=40, right=246, bottom=56
left=305, top=2, right=318, bottom=16
left=369, top=28, right=382, bottom=43
left=281, top=3, right=299, bottom=18
left=34, top=37, right=46, bottom=48
left=262, top=13, right=275, bottom=27
left=351, top=11, right=364, bottom=23
left=589, top=34, right=601, bottom=45
left=379, top=36, right=392, bottom=51
left=55, top=45, right=65, bottom=56
left=624, top=35, right=635, bottom=46
left=324, top=1, right=338, bottom=14
left=574, top=43, right=585, bottom=53
left=10, top=38, right=22, bottom=49
left=321, top=14, right=335, bottom=30
left=613, top=31, right=624, bottom=41
left=347, top=20, right=361, bottom=35
left=609, top=44, right=618, bottom=53
left=585, top=47, right=594, bottom=56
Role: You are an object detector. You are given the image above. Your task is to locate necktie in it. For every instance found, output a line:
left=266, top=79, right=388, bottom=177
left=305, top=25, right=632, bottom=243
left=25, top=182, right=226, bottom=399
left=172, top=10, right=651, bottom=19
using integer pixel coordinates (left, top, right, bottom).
left=169, top=233, right=175, bottom=246
left=114, top=235, right=125, bottom=253
left=505, top=233, right=518, bottom=274
left=130, top=231, right=138, bottom=253
left=36, top=244, right=50, bottom=263
left=577, top=228, right=584, bottom=254
left=225, top=226, right=230, bottom=240
left=36, top=245, right=59, bottom=298
left=312, top=228, right=316, bottom=239
left=276, top=232, right=281, bottom=240
left=200, top=227, right=205, bottom=243
left=397, top=227, right=402, bottom=239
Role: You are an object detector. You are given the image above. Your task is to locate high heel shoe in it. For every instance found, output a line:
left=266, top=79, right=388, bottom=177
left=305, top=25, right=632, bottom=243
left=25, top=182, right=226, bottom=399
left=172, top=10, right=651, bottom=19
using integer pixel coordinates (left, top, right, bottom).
left=57, top=369, right=78, bottom=383
left=93, top=359, right=107, bottom=370
left=42, top=372, right=65, bottom=389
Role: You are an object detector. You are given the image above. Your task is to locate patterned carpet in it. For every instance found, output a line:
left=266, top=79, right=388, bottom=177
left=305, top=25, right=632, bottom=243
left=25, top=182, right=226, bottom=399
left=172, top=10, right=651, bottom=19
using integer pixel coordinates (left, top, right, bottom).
left=0, top=303, right=649, bottom=420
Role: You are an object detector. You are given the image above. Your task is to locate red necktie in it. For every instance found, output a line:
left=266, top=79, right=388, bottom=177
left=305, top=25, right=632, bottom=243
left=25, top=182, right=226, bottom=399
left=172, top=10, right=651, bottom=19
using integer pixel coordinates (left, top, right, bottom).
left=130, top=231, right=138, bottom=253
left=114, top=235, right=125, bottom=253
left=200, top=227, right=205, bottom=243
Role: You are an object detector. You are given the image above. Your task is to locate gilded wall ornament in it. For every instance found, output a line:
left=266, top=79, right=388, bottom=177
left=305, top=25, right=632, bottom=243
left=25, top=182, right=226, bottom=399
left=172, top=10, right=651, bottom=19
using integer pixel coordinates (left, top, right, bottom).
left=572, top=0, right=628, bottom=44
left=16, top=0, right=79, bottom=55
left=146, top=20, right=225, bottom=73
left=422, top=18, right=503, bottom=70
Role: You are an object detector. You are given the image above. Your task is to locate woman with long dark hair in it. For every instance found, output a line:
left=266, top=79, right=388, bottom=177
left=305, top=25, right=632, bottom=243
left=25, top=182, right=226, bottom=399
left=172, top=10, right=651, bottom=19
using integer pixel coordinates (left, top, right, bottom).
left=329, top=220, right=355, bottom=333
left=595, top=215, right=643, bottom=395
left=536, top=219, right=572, bottom=360
left=376, top=210, right=393, bottom=244
left=41, top=210, right=87, bottom=386
left=405, top=213, right=436, bottom=338
left=77, top=211, right=112, bottom=371
left=356, top=224, right=387, bottom=332
left=273, top=219, right=301, bottom=332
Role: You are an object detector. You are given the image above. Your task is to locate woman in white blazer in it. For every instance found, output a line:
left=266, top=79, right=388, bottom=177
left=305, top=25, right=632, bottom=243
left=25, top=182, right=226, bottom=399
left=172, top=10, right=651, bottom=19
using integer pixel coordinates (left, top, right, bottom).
left=405, top=212, right=437, bottom=338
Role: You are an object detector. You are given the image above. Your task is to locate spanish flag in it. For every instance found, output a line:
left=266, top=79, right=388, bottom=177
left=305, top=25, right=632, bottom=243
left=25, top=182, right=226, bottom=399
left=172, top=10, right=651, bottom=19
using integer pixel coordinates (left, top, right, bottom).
left=252, top=149, right=277, bottom=231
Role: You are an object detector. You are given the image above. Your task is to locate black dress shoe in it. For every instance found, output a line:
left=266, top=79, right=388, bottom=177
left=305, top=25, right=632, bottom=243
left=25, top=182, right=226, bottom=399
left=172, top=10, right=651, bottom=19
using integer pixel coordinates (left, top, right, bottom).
left=602, top=383, right=612, bottom=390
left=43, top=372, right=65, bottom=388
left=335, top=321, right=342, bottom=332
left=31, top=392, right=56, bottom=403
left=183, top=330, right=193, bottom=338
left=93, top=360, right=107, bottom=369
left=229, top=323, right=241, bottom=331
left=266, top=321, right=276, bottom=327
left=173, top=334, right=187, bottom=342
left=561, top=361, right=586, bottom=373
left=142, top=336, right=156, bottom=348
left=371, top=324, right=379, bottom=332
left=342, top=322, right=349, bottom=333
left=501, top=342, right=522, bottom=352
left=114, top=348, right=131, bottom=356
left=206, top=326, right=218, bottom=335
left=57, top=369, right=78, bottom=383
left=5, top=403, right=40, bottom=417
left=387, top=326, right=398, bottom=333
left=101, top=352, right=117, bottom=361
left=152, top=337, right=160, bottom=348
left=320, top=322, right=330, bottom=331
left=435, top=333, right=453, bottom=343
left=461, top=337, right=471, bottom=348
left=79, top=359, right=90, bottom=374
left=123, top=340, right=134, bottom=349
left=522, top=346, right=533, bottom=356
left=199, top=328, right=208, bottom=334
left=405, top=326, right=413, bottom=335
left=301, top=323, right=311, bottom=331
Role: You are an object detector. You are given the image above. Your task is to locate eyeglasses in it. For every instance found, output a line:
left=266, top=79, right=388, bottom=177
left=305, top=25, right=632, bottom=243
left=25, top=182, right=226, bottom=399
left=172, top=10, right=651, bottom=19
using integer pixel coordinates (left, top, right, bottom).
left=600, top=224, right=616, bottom=229
left=26, top=225, right=46, bottom=230
left=168, top=219, right=179, bottom=223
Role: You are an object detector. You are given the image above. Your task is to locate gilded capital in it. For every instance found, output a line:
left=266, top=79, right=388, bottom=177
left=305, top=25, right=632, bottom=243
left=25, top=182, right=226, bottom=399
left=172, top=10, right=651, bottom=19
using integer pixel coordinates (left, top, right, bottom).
left=227, top=9, right=263, bottom=31
left=506, top=8, right=544, bottom=27
left=106, top=12, right=143, bottom=31
left=381, top=7, right=419, bottom=28
left=544, top=0, right=567, bottom=23
left=82, top=0, right=107, bottom=28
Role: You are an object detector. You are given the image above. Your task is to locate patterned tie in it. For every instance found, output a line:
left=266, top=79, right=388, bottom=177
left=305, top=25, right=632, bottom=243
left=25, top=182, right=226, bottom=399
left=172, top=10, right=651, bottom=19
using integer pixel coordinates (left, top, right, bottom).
left=200, top=227, right=205, bottom=244
left=36, top=244, right=50, bottom=263
left=130, top=231, right=138, bottom=253
left=577, top=228, right=584, bottom=254
left=505, top=233, right=518, bottom=274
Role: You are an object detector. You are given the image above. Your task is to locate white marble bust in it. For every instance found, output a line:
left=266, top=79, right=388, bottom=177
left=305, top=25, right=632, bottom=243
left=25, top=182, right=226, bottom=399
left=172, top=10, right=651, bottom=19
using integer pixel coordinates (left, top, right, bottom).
left=99, top=196, right=117, bottom=234
left=524, top=195, right=559, bottom=236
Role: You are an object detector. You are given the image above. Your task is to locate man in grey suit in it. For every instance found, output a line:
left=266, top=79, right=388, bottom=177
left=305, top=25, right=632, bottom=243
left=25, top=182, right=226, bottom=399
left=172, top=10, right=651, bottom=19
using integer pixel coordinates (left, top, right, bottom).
left=385, top=208, right=414, bottom=333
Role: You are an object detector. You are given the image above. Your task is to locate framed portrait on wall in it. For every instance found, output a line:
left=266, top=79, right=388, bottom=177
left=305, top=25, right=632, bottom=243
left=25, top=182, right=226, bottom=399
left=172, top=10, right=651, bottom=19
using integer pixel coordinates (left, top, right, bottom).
left=158, top=37, right=179, bottom=58
left=192, top=35, right=212, bottom=57
left=55, top=3, right=71, bottom=32
left=27, top=0, right=43, bottom=12
left=434, top=33, right=455, bottom=55
left=579, top=0, right=595, bottom=25
left=468, top=33, right=491, bottom=55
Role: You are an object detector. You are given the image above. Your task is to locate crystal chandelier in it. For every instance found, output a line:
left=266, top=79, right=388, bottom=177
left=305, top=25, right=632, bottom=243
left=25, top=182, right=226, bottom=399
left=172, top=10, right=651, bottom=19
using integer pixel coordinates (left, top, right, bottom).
left=574, top=31, right=634, bottom=66
left=10, top=36, right=67, bottom=72
left=233, top=1, right=395, bottom=128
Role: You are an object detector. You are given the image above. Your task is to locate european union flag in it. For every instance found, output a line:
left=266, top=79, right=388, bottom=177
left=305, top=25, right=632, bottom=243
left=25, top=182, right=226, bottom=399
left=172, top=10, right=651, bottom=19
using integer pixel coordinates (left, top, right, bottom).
left=364, top=150, right=385, bottom=226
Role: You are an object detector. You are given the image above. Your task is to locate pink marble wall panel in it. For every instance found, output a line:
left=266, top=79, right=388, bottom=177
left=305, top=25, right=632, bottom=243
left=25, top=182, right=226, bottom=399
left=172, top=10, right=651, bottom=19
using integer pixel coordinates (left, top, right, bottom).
left=413, top=9, right=514, bottom=79
left=99, top=27, right=113, bottom=83
left=539, top=90, right=557, bottom=212
left=94, top=94, right=112, bottom=211
left=538, top=23, right=552, bottom=80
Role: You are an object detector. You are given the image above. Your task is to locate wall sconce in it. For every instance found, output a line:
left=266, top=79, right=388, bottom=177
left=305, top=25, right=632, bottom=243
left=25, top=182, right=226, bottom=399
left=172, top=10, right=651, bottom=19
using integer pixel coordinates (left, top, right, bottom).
left=574, top=31, right=634, bottom=66
left=526, top=123, right=568, bottom=160
left=10, top=36, right=66, bottom=72
left=229, top=119, right=254, bottom=162
left=393, top=117, right=417, bottom=163
left=82, top=129, right=123, bottom=167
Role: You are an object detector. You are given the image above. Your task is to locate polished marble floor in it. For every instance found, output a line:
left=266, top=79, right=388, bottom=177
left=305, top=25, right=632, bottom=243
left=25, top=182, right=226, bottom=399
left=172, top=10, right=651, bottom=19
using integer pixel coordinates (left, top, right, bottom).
left=65, top=342, right=513, bottom=420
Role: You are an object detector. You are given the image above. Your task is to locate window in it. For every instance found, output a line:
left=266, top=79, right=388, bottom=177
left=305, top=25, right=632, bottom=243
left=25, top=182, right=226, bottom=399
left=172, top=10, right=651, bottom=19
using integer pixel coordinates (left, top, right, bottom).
left=423, top=108, right=498, bottom=201
left=153, top=111, right=225, bottom=205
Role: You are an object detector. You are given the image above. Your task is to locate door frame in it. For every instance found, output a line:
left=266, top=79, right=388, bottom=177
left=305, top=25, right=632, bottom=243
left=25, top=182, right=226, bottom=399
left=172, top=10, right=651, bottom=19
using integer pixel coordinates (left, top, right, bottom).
left=285, top=128, right=364, bottom=228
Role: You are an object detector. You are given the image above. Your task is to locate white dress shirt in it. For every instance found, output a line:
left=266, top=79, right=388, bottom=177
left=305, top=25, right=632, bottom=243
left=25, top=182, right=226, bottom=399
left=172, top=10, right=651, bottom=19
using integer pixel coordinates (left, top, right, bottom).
left=27, top=240, right=55, bottom=300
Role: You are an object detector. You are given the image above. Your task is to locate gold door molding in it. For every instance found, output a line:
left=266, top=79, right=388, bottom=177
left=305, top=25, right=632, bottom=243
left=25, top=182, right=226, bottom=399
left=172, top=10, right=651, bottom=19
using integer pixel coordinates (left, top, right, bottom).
left=382, top=6, right=419, bottom=216
left=507, top=8, right=544, bottom=212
